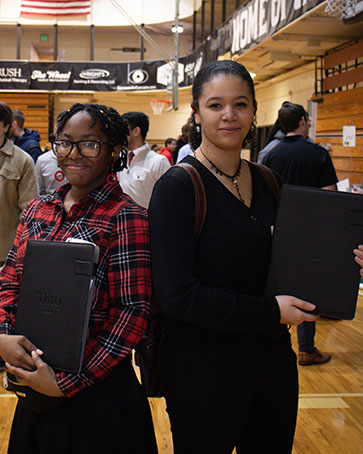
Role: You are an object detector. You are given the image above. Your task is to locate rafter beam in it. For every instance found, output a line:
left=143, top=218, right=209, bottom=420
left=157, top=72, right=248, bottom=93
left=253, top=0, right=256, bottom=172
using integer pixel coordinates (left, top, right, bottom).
left=272, top=33, right=355, bottom=42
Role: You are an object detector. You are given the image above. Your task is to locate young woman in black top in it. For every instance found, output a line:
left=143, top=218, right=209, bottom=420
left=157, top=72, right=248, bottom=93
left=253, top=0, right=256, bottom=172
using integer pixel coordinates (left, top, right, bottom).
left=148, top=60, right=363, bottom=454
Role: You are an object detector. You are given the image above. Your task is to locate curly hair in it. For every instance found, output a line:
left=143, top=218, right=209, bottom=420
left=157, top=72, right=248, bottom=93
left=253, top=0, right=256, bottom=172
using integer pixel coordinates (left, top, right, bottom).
left=56, top=103, right=129, bottom=172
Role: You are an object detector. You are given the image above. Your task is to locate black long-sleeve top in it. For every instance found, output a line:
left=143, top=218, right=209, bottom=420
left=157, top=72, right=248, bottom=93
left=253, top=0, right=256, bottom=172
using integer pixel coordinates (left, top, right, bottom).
left=149, top=155, right=286, bottom=343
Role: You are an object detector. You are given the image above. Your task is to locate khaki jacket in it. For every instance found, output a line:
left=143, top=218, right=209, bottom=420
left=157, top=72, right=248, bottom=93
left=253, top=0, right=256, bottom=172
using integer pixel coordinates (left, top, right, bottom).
left=0, top=139, right=38, bottom=263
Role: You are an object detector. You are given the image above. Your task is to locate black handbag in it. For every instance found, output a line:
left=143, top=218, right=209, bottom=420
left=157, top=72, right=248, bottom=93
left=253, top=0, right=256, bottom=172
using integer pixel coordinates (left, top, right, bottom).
left=4, top=372, right=66, bottom=414
left=134, top=163, right=207, bottom=398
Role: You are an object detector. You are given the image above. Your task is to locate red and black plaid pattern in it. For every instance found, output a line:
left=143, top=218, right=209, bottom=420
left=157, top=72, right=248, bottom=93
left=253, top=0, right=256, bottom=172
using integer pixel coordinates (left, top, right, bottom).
left=0, top=181, right=151, bottom=397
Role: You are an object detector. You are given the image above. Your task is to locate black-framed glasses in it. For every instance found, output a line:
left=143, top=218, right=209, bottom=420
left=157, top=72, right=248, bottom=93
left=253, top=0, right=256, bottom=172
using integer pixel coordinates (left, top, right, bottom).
left=51, top=139, right=114, bottom=158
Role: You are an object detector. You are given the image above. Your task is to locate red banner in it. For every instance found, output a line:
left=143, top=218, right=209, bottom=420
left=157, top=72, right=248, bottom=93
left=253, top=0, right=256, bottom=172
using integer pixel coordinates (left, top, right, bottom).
left=20, top=0, right=91, bottom=17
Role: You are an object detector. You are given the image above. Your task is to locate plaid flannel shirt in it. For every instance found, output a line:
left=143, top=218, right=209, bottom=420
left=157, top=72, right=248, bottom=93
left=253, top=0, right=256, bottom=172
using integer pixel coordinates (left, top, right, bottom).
left=0, top=181, right=152, bottom=397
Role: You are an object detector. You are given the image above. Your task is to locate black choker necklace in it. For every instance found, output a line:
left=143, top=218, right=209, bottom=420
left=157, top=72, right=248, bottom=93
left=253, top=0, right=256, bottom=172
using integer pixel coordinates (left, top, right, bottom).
left=199, top=147, right=244, bottom=203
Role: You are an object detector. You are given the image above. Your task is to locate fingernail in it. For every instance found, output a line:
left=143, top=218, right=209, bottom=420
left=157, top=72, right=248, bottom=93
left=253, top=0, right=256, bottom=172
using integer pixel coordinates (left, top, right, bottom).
left=36, top=349, right=43, bottom=355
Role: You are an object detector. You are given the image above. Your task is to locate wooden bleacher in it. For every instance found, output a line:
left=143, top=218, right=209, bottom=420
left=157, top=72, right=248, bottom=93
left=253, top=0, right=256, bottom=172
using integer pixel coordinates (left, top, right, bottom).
left=0, top=92, right=50, bottom=149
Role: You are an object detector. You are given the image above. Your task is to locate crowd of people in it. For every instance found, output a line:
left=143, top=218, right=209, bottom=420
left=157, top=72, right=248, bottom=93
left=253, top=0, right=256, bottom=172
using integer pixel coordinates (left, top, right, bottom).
left=0, top=60, right=362, bottom=454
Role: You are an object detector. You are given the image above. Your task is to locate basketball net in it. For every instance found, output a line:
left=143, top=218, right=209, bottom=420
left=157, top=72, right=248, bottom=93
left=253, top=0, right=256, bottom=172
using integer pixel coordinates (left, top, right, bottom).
left=150, top=99, right=171, bottom=115
left=325, top=0, right=357, bottom=19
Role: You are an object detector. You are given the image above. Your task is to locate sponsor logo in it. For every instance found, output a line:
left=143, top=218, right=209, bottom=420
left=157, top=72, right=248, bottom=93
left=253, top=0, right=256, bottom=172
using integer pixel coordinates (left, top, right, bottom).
left=0, top=67, right=22, bottom=78
left=31, top=70, right=71, bottom=82
left=79, top=69, right=110, bottom=80
left=37, top=292, right=63, bottom=313
left=128, top=69, right=149, bottom=84
left=156, top=62, right=184, bottom=86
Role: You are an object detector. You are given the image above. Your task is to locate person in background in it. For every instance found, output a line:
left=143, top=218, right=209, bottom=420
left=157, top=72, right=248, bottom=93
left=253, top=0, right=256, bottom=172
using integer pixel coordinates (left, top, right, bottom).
left=262, top=101, right=338, bottom=366
left=35, top=134, right=68, bottom=195
left=174, top=123, right=191, bottom=164
left=0, top=102, right=38, bottom=267
left=0, top=103, right=157, bottom=454
left=159, top=138, right=176, bottom=165
left=319, top=142, right=333, bottom=156
left=148, top=60, right=363, bottom=454
left=257, top=103, right=317, bottom=165
left=117, top=111, right=170, bottom=208
left=176, top=142, right=194, bottom=163
left=150, top=144, right=160, bottom=152
left=257, top=118, right=285, bottom=164
left=176, top=121, right=193, bottom=163
left=11, top=110, right=42, bottom=163
left=42, top=135, right=54, bottom=153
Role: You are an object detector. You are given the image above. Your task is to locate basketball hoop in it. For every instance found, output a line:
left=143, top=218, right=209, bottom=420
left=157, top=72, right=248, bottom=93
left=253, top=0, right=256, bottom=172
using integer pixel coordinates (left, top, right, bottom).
left=150, top=99, right=171, bottom=115
left=325, top=0, right=356, bottom=19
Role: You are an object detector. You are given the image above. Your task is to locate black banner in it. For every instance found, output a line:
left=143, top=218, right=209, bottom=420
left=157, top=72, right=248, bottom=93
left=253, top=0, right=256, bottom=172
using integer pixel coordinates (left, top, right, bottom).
left=72, top=63, right=119, bottom=91
left=228, top=0, right=324, bottom=56
left=0, top=0, right=324, bottom=93
left=29, top=62, right=72, bottom=90
left=0, top=62, right=29, bottom=89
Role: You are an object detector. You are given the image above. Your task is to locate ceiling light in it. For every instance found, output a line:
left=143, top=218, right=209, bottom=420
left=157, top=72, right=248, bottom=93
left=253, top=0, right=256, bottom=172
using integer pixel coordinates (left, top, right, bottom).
left=171, top=25, right=184, bottom=33
left=249, top=72, right=256, bottom=79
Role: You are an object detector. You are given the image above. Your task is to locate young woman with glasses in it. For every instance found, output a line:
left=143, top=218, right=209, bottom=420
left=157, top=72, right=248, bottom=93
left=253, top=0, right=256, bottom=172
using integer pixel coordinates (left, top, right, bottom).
left=0, top=103, right=157, bottom=454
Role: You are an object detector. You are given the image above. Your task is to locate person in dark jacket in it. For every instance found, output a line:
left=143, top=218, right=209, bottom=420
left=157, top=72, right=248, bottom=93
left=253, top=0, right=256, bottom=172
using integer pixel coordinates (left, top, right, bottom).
left=11, top=110, right=42, bottom=163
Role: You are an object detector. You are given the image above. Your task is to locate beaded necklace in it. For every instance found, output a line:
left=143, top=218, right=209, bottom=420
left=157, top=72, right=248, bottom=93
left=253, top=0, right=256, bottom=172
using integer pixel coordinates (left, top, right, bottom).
left=199, top=146, right=244, bottom=203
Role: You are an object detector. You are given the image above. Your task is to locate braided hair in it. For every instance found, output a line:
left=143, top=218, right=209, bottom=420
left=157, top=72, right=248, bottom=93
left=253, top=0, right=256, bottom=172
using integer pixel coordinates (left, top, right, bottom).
left=56, top=103, right=129, bottom=172
left=188, top=60, right=257, bottom=150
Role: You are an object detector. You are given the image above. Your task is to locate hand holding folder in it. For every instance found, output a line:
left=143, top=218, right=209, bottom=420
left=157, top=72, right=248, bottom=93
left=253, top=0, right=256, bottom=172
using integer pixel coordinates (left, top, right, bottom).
left=14, top=239, right=100, bottom=373
left=265, top=185, right=363, bottom=320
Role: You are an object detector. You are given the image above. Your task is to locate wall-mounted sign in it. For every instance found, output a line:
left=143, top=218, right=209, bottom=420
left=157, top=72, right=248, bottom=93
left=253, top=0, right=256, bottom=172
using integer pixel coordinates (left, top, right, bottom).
left=343, top=125, right=356, bottom=146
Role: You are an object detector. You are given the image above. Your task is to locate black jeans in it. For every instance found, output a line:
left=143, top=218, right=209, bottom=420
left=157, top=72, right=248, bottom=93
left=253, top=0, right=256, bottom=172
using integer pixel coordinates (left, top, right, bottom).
left=297, top=321, right=316, bottom=353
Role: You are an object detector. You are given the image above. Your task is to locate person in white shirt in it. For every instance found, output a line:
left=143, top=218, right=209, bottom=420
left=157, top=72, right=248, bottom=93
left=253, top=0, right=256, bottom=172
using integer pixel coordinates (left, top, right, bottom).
left=118, top=112, right=170, bottom=208
left=176, top=143, right=193, bottom=163
left=35, top=149, right=68, bottom=195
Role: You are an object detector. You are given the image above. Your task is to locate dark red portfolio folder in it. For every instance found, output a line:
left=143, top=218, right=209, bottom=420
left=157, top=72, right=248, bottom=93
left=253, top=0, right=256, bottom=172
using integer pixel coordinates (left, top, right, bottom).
left=265, top=185, right=363, bottom=320
left=15, top=240, right=99, bottom=373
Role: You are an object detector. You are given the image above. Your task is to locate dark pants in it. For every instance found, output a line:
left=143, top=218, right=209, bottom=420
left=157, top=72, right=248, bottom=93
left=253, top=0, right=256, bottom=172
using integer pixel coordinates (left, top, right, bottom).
left=160, top=326, right=299, bottom=454
left=8, top=358, right=157, bottom=454
left=297, top=321, right=316, bottom=353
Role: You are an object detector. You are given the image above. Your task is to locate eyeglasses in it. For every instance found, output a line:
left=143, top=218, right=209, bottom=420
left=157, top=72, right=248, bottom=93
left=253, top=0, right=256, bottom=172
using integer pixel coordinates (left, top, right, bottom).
left=51, top=139, right=114, bottom=158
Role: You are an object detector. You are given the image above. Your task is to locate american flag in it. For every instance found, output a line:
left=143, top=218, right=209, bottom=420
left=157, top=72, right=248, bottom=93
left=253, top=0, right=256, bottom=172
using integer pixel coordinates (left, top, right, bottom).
left=20, top=0, right=91, bottom=17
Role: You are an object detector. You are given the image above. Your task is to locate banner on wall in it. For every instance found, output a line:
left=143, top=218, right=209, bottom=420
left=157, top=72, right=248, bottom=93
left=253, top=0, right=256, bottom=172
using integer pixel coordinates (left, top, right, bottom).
left=0, top=62, right=29, bottom=89
left=227, top=0, right=324, bottom=56
left=72, top=63, right=119, bottom=91
left=30, top=63, right=73, bottom=90
left=0, top=59, right=204, bottom=92
left=0, top=0, right=324, bottom=92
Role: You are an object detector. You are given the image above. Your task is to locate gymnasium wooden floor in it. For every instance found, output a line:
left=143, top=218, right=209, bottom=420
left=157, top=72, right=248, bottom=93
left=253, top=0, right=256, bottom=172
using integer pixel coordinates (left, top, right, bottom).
left=1, top=292, right=362, bottom=453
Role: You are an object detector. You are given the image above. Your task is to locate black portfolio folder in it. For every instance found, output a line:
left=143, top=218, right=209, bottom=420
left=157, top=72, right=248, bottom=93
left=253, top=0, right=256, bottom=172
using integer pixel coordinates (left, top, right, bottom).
left=15, top=240, right=100, bottom=373
left=265, top=185, right=363, bottom=320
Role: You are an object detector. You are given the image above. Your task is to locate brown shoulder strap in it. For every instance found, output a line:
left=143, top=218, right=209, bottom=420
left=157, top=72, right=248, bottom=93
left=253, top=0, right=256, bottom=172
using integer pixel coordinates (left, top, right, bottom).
left=250, top=162, right=280, bottom=201
left=175, top=163, right=207, bottom=239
